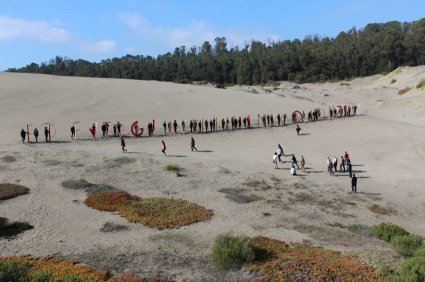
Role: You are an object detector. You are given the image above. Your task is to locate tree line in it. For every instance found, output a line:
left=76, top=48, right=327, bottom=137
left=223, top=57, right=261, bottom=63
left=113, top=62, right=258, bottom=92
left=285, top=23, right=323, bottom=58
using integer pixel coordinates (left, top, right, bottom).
left=7, top=18, right=425, bottom=84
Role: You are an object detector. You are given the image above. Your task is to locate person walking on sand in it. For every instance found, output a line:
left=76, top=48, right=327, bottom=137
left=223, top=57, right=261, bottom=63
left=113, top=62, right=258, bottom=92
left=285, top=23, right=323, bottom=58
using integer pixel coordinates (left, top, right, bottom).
left=300, top=156, right=305, bottom=171
left=33, top=128, right=39, bottom=143
left=340, top=156, right=345, bottom=172
left=296, top=124, right=301, bottom=136
left=273, top=153, right=278, bottom=169
left=327, top=157, right=334, bottom=175
left=191, top=137, right=198, bottom=152
left=292, top=154, right=299, bottom=169
left=332, top=156, right=338, bottom=172
left=20, top=128, right=26, bottom=143
left=348, top=163, right=353, bottom=178
left=351, top=174, right=357, bottom=193
left=121, top=136, right=127, bottom=153
left=161, top=140, right=167, bottom=156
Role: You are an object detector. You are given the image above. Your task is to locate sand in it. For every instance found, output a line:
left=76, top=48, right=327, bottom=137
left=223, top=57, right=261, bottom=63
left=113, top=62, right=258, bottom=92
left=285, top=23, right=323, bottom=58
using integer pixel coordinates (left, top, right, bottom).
left=0, top=66, right=425, bottom=280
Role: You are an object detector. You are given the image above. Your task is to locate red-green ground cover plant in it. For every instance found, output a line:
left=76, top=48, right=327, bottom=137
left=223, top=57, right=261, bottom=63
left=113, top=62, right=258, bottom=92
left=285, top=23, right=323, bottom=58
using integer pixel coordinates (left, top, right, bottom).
left=85, top=191, right=213, bottom=229
left=0, top=183, right=29, bottom=200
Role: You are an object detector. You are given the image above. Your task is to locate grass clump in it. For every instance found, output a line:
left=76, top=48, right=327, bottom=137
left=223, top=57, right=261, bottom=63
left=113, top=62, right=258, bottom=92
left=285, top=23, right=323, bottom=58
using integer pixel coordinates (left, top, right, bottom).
left=0, top=183, right=29, bottom=200
left=372, top=222, right=409, bottom=243
left=369, top=204, right=397, bottom=215
left=390, top=234, right=424, bottom=257
left=0, top=256, right=110, bottom=281
left=0, top=217, right=33, bottom=238
left=165, top=164, right=182, bottom=172
left=391, top=78, right=397, bottom=84
left=397, top=86, right=411, bottom=95
left=211, top=234, right=256, bottom=270
left=218, top=188, right=263, bottom=204
left=104, top=157, right=136, bottom=168
left=244, top=179, right=272, bottom=191
left=61, top=179, right=119, bottom=194
left=248, top=236, right=384, bottom=281
left=1, top=155, right=16, bottom=163
left=416, top=79, right=425, bottom=89
left=85, top=192, right=213, bottom=229
left=100, top=222, right=129, bottom=233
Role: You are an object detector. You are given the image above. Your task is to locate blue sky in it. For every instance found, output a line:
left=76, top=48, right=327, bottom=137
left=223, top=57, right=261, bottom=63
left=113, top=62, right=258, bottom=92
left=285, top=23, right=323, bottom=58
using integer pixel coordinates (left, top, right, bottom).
left=0, top=0, right=424, bottom=70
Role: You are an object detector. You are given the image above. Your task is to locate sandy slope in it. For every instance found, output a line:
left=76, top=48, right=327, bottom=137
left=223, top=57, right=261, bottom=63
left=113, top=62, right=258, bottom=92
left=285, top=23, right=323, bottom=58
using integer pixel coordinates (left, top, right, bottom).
left=0, top=67, right=425, bottom=280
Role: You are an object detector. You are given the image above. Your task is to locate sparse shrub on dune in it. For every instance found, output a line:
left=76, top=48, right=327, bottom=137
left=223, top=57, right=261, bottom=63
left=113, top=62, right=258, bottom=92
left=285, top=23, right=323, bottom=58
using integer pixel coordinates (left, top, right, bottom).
left=1, top=155, right=16, bottom=163
left=390, top=234, right=424, bottom=257
left=416, top=79, right=425, bottom=89
left=165, top=164, right=182, bottom=172
left=372, top=222, right=409, bottom=243
left=0, top=183, right=29, bottom=200
left=61, top=179, right=119, bottom=194
left=211, top=234, right=256, bottom=270
left=85, top=192, right=213, bottom=229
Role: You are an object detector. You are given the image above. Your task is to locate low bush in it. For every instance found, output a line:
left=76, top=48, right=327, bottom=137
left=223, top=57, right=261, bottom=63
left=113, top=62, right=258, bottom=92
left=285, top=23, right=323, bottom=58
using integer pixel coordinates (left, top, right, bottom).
left=414, top=246, right=425, bottom=258
left=397, top=87, right=411, bottom=95
left=391, top=78, right=397, bottom=84
left=372, top=222, right=409, bottom=243
left=211, top=234, right=256, bottom=269
left=391, top=234, right=424, bottom=257
left=0, top=259, right=32, bottom=281
left=61, top=179, right=119, bottom=194
left=396, top=255, right=425, bottom=281
left=416, top=79, right=425, bottom=89
left=165, top=164, right=182, bottom=172
left=0, top=218, right=33, bottom=238
left=0, top=183, right=29, bottom=200
left=85, top=192, right=213, bottom=229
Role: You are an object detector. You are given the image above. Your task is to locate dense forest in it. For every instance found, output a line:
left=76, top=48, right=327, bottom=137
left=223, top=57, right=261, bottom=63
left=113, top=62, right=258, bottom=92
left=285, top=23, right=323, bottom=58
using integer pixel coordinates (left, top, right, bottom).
left=7, top=18, right=425, bottom=84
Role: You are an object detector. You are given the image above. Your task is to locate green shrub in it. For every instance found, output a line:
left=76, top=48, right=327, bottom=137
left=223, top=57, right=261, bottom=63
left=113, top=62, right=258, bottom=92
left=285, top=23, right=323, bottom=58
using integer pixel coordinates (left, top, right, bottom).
left=397, top=256, right=425, bottom=282
left=165, top=164, right=182, bottom=172
left=0, top=183, right=29, bottom=200
left=372, top=222, right=409, bottom=243
left=416, top=79, right=425, bottom=89
left=30, top=270, right=54, bottom=282
left=391, top=234, right=424, bottom=257
left=0, top=259, right=32, bottom=281
left=376, top=261, right=394, bottom=279
left=211, top=233, right=256, bottom=269
left=413, top=246, right=425, bottom=258
left=391, top=78, right=397, bottom=84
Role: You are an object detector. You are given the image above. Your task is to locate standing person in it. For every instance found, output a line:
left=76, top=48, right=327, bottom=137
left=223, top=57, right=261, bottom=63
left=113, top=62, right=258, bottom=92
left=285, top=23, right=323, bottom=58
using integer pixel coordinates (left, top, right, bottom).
left=121, top=136, right=127, bottom=152
left=327, top=157, right=334, bottom=175
left=205, top=119, right=208, bottom=132
left=191, top=137, right=197, bottom=152
left=353, top=105, right=358, bottom=115
left=189, top=120, right=193, bottom=133
left=20, top=129, right=26, bottom=143
left=113, top=124, right=117, bottom=136
left=277, top=114, right=281, bottom=126
left=273, top=153, right=278, bottom=169
left=33, top=128, right=39, bottom=143
left=344, top=151, right=350, bottom=162
left=116, top=122, right=121, bottom=135
left=300, top=156, right=305, bottom=171
left=351, top=174, right=357, bottom=193
left=198, top=120, right=202, bottom=132
left=163, top=121, right=167, bottom=135
left=101, top=123, right=107, bottom=137
left=348, top=163, right=353, bottom=178
left=296, top=124, right=301, bottom=136
left=290, top=163, right=297, bottom=175
left=210, top=120, right=213, bottom=132
left=226, top=118, right=229, bottom=130
left=161, top=140, right=167, bottom=156
left=182, top=120, right=186, bottom=133
left=173, top=120, right=178, bottom=134
left=221, top=118, right=225, bottom=130
left=44, top=126, right=49, bottom=142
left=283, top=114, right=287, bottom=126
left=270, top=114, right=274, bottom=127
left=292, top=154, right=299, bottom=169
left=71, top=124, right=76, bottom=139
left=340, top=156, right=346, bottom=172
left=276, top=146, right=283, bottom=162
left=332, top=156, right=338, bottom=172
left=168, top=121, right=172, bottom=135
left=267, top=115, right=270, bottom=127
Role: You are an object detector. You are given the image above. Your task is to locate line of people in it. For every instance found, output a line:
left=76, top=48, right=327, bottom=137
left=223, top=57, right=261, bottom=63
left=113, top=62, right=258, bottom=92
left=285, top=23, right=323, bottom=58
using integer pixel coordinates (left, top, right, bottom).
left=20, top=127, right=50, bottom=143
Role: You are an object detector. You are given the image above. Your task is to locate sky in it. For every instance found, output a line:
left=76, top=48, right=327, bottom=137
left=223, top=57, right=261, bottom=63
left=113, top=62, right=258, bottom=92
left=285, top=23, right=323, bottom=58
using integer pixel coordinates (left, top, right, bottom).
left=0, top=0, right=424, bottom=71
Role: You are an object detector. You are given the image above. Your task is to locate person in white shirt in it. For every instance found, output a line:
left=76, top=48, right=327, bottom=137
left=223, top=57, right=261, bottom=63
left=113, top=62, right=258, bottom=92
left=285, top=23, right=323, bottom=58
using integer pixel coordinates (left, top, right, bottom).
left=291, top=163, right=297, bottom=175
left=273, top=153, right=278, bottom=169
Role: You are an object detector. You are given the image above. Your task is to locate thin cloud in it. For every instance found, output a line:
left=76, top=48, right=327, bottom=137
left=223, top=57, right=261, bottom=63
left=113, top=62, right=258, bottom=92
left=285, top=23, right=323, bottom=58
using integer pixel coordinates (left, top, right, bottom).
left=78, top=40, right=117, bottom=53
left=0, top=15, right=70, bottom=43
left=118, top=13, right=278, bottom=49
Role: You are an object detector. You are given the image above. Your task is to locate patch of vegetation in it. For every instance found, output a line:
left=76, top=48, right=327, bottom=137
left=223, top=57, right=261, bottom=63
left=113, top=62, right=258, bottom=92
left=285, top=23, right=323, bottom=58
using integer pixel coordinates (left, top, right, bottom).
left=369, top=204, right=397, bottom=215
left=244, top=179, right=272, bottom=190
left=347, top=224, right=372, bottom=237
left=85, top=192, right=213, bottom=229
left=324, top=93, right=330, bottom=97
left=211, top=234, right=256, bottom=270
left=1, top=155, right=16, bottom=163
left=372, top=222, right=409, bottom=243
left=61, top=179, right=119, bottom=194
left=396, top=256, right=425, bottom=281
left=391, top=78, right=397, bottom=84
left=0, top=183, right=29, bottom=200
left=390, top=234, right=424, bottom=257
left=416, top=79, right=425, bottom=89
left=100, top=222, right=129, bottom=233
left=248, top=236, right=384, bottom=281
left=165, top=164, right=182, bottom=172
left=42, top=159, right=63, bottom=166
left=0, top=256, right=111, bottom=281
left=218, top=188, right=264, bottom=204
left=0, top=217, right=33, bottom=238
left=340, top=82, right=350, bottom=86
left=397, top=86, right=411, bottom=95
left=105, top=157, right=136, bottom=168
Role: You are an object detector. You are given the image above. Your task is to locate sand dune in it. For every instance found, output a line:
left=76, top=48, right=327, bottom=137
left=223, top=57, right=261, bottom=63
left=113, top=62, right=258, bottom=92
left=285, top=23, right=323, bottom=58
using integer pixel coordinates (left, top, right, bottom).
left=0, top=67, right=424, bottom=280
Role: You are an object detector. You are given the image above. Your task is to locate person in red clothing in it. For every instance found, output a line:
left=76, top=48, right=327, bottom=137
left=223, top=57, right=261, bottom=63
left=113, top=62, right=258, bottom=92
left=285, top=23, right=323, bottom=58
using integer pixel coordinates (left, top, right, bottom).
left=161, top=140, right=167, bottom=156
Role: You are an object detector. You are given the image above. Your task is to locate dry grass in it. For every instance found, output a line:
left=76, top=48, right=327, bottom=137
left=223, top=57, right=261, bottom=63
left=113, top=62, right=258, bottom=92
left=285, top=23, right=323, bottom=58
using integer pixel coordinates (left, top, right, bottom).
left=85, top=192, right=213, bottom=230
left=1, top=155, right=16, bottom=163
left=105, top=157, right=136, bottom=168
left=248, top=236, right=384, bottom=281
left=61, top=179, right=119, bottom=194
left=218, top=188, right=264, bottom=204
left=397, top=87, right=411, bottom=95
left=369, top=204, right=397, bottom=215
left=0, top=183, right=29, bottom=200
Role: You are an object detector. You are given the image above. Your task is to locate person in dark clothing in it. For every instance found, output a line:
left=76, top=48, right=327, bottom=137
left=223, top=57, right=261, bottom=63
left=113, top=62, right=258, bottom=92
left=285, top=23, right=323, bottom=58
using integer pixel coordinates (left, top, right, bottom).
left=44, top=126, right=49, bottom=142
left=270, top=114, right=274, bottom=126
left=147, top=123, right=152, bottom=136
left=205, top=119, right=208, bottom=132
left=221, top=118, right=225, bottom=130
left=198, top=120, right=202, bottom=132
left=182, top=120, right=186, bottom=132
left=267, top=115, right=270, bottom=127
left=191, top=137, right=197, bottom=152
left=351, top=174, right=357, bottom=193
left=71, top=125, right=76, bottom=139
left=101, top=123, right=107, bottom=137
left=33, top=128, right=39, bottom=142
left=173, top=120, right=178, bottom=134
left=161, top=140, right=166, bottom=156
left=296, top=124, right=301, bottom=136
left=20, top=129, right=26, bottom=143
left=163, top=121, right=167, bottom=135
left=340, top=156, right=345, bottom=172
left=121, top=136, right=127, bottom=152
left=238, top=117, right=242, bottom=128
left=277, top=114, right=281, bottom=126
left=190, top=120, right=193, bottom=133
left=283, top=114, right=287, bottom=126
left=210, top=120, right=213, bottom=132
left=117, top=122, right=122, bottom=135
left=243, top=117, right=247, bottom=128
left=348, top=163, right=353, bottom=178
left=291, top=154, right=299, bottom=169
